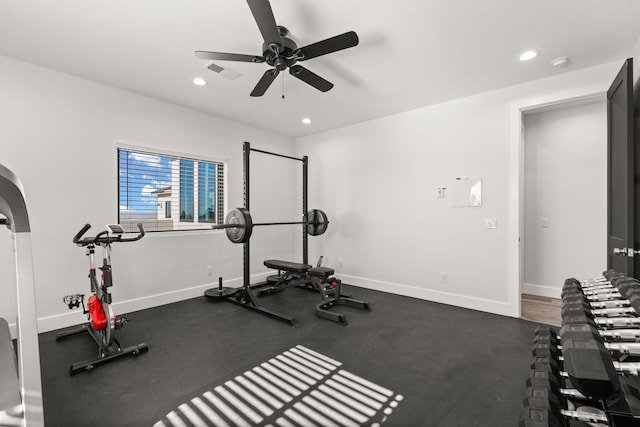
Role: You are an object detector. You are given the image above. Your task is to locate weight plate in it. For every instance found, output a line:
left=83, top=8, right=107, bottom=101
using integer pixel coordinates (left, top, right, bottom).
left=225, top=207, right=253, bottom=244
left=204, top=286, right=240, bottom=299
left=307, top=209, right=328, bottom=236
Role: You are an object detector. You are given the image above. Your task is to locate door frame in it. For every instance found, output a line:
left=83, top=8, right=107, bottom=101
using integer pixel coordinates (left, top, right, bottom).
left=507, top=85, right=606, bottom=317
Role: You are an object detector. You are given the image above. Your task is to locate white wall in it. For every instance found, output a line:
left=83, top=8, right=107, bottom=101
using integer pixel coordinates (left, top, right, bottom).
left=296, top=61, right=621, bottom=317
left=523, top=100, right=606, bottom=297
left=0, top=55, right=297, bottom=334
left=633, top=33, right=640, bottom=86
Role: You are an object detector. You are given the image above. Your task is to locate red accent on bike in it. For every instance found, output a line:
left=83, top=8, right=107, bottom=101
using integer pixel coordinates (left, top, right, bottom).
left=331, top=281, right=337, bottom=287
left=88, top=295, right=107, bottom=330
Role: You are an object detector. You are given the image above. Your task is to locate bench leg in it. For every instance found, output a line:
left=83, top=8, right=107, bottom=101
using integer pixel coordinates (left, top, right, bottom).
left=314, top=277, right=372, bottom=325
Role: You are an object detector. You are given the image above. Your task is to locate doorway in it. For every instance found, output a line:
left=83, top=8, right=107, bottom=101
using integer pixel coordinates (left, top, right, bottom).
left=507, top=87, right=606, bottom=318
left=522, top=99, right=607, bottom=297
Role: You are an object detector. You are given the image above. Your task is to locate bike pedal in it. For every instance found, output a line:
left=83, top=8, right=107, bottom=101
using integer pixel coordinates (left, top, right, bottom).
left=62, top=294, right=85, bottom=310
left=114, top=316, right=128, bottom=329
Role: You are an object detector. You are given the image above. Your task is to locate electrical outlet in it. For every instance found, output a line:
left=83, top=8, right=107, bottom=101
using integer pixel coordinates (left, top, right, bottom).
left=207, top=266, right=213, bottom=276
left=440, top=272, right=447, bottom=283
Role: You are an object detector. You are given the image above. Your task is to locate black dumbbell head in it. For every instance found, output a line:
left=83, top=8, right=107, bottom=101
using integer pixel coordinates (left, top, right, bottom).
left=562, top=294, right=589, bottom=305
left=561, top=337, right=621, bottom=399
left=559, top=323, right=603, bottom=344
left=562, top=285, right=582, bottom=299
left=561, top=302, right=593, bottom=320
left=519, top=406, right=564, bottom=427
left=523, top=386, right=563, bottom=414
left=627, top=294, right=640, bottom=316
left=526, top=369, right=561, bottom=396
left=561, top=314, right=597, bottom=328
left=565, top=278, right=581, bottom=287
left=533, top=334, right=559, bottom=349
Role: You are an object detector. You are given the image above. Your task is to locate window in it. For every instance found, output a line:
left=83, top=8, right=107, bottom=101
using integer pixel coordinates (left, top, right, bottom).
left=198, top=162, right=217, bottom=223
left=118, top=147, right=225, bottom=232
left=179, top=160, right=194, bottom=222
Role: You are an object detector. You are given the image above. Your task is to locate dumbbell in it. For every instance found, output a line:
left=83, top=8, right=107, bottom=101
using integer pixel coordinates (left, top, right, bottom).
left=562, top=284, right=640, bottom=323
left=561, top=319, right=640, bottom=343
left=546, top=328, right=640, bottom=398
left=561, top=281, right=637, bottom=301
left=565, top=293, right=631, bottom=310
left=563, top=309, right=640, bottom=330
left=532, top=327, right=620, bottom=399
left=533, top=327, right=628, bottom=398
left=531, top=328, right=610, bottom=406
left=563, top=276, right=640, bottom=295
left=558, top=323, right=640, bottom=359
left=560, top=295, right=640, bottom=317
left=565, top=277, right=640, bottom=300
left=561, top=299, right=639, bottom=320
left=522, top=328, right=610, bottom=426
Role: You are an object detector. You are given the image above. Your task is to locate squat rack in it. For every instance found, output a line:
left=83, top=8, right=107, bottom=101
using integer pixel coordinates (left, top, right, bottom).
left=225, top=141, right=309, bottom=325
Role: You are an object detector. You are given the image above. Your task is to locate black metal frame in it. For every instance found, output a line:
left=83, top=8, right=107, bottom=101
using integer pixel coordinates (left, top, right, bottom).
left=56, top=225, right=148, bottom=375
left=225, top=142, right=308, bottom=325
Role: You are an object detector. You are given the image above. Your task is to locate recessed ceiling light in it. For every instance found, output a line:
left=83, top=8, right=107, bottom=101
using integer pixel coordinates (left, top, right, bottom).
left=519, top=50, right=538, bottom=61
left=302, top=118, right=311, bottom=124
left=193, top=77, right=207, bottom=86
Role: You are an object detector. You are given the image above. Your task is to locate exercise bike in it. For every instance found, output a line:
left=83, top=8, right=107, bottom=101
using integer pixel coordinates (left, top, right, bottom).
left=56, top=223, right=149, bottom=375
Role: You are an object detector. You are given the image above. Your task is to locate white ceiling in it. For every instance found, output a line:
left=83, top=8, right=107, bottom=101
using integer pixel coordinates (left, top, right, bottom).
left=0, top=0, right=639, bottom=138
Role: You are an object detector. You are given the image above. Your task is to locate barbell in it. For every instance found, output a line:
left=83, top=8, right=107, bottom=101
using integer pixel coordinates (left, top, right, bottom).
left=212, top=207, right=329, bottom=244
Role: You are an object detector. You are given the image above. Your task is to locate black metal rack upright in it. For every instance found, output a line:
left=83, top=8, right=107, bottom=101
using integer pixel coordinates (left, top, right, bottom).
left=226, top=141, right=309, bottom=325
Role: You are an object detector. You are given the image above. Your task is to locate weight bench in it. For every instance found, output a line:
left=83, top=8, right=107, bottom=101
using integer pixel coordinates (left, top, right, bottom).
left=262, top=259, right=372, bottom=325
left=259, top=260, right=311, bottom=296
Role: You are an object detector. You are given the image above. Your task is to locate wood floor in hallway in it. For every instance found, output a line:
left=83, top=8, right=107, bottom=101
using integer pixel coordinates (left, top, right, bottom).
left=521, top=293, right=561, bottom=326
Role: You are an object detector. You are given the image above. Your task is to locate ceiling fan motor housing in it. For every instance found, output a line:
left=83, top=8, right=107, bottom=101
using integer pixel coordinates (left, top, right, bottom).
left=262, top=35, right=299, bottom=70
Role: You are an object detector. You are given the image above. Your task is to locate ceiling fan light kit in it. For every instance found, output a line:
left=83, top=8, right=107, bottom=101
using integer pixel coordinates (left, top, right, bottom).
left=195, top=0, right=359, bottom=97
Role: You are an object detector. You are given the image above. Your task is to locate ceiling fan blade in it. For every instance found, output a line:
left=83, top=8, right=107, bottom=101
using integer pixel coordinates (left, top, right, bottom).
left=195, top=51, right=265, bottom=63
left=298, top=31, right=359, bottom=61
left=246, top=0, right=282, bottom=50
left=289, top=65, right=333, bottom=92
left=250, top=69, right=279, bottom=97
left=207, top=62, right=242, bottom=80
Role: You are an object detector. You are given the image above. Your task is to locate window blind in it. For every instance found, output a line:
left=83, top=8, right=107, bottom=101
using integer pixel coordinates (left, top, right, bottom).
left=118, top=148, right=225, bottom=232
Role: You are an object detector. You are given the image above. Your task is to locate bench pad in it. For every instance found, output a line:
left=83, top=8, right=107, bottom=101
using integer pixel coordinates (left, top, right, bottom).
left=308, top=267, right=335, bottom=278
left=264, top=259, right=311, bottom=274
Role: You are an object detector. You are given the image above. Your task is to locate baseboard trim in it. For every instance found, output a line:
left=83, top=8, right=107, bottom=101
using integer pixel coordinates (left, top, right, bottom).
left=27, top=272, right=269, bottom=336
left=522, top=283, right=561, bottom=299
left=341, top=274, right=516, bottom=317
left=13, top=271, right=518, bottom=337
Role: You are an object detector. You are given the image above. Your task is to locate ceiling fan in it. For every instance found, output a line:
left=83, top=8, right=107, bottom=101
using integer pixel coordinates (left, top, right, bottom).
left=195, top=0, right=359, bottom=97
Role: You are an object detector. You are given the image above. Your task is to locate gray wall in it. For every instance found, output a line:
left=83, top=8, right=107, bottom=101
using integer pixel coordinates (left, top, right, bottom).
left=295, top=62, right=619, bottom=317
left=523, top=100, right=607, bottom=297
left=0, top=55, right=297, bottom=334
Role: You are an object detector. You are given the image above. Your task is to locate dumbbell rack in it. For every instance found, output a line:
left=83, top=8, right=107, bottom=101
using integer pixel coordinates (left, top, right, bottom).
left=520, top=271, right=640, bottom=426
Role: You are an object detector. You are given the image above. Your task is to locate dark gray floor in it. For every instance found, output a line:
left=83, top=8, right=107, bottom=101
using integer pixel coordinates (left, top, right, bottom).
left=39, top=285, right=540, bottom=426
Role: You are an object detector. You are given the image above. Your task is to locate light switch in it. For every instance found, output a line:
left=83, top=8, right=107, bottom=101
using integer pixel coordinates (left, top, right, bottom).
left=540, top=217, right=549, bottom=228
left=485, top=218, right=497, bottom=229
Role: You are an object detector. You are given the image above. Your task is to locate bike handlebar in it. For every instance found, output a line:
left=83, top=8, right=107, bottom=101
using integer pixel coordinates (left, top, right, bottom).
left=73, top=223, right=92, bottom=244
left=124, top=223, right=145, bottom=242
left=72, top=223, right=145, bottom=246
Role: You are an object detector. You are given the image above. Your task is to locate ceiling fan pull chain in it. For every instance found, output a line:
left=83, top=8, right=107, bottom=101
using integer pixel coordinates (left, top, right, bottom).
left=282, top=73, right=285, bottom=99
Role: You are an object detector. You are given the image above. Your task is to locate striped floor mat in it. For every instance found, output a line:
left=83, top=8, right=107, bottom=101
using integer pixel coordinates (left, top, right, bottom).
left=155, top=345, right=402, bottom=426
